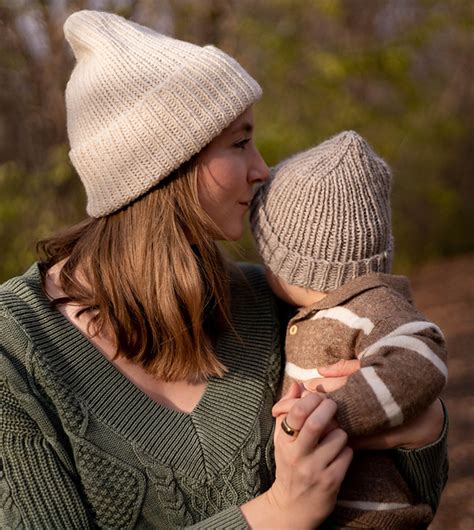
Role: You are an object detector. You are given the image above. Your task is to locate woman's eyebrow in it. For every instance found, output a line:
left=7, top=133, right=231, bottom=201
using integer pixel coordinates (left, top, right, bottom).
left=229, top=121, right=253, bottom=134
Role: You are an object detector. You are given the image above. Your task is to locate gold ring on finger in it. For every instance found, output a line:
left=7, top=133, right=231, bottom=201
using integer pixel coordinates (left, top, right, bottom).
left=281, top=416, right=299, bottom=438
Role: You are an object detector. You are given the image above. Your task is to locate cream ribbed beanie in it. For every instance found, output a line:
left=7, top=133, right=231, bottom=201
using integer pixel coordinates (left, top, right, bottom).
left=64, top=10, right=262, bottom=217
left=250, top=131, right=393, bottom=292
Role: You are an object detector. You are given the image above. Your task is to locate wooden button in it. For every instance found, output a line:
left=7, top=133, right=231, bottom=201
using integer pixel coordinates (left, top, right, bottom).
left=289, top=325, right=298, bottom=335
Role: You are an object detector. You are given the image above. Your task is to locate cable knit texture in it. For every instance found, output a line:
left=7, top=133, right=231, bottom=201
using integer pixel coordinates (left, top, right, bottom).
left=64, top=10, right=262, bottom=217
left=0, top=264, right=278, bottom=528
left=1, top=265, right=447, bottom=528
left=250, top=131, right=393, bottom=291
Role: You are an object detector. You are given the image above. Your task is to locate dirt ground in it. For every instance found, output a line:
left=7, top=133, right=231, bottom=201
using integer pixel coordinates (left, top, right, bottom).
left=409, top=254, right=474, bottom=529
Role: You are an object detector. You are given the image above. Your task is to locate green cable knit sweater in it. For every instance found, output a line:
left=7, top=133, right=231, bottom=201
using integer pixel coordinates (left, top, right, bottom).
left=0, top=264, right=448, bottom=529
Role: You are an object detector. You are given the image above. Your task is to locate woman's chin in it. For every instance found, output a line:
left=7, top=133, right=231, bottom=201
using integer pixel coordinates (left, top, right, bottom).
left=214, top=221, right=244, bottom=242
left=218, top=234, right=242, bottom=242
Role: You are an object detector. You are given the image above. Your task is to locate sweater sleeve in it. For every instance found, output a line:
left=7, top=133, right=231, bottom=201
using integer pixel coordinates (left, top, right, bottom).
left=328, top=314, right=447, bottom=436
left=1, top=362, right=92, bottom=528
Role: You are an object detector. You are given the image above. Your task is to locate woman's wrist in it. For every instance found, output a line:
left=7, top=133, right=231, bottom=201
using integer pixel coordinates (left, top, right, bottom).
left=239, top=490, right=294, bottom=530
left=240, top=488, right=321, bottom=530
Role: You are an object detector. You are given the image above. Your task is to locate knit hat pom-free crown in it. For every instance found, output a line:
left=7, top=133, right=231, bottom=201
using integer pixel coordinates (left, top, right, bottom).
left=64, top=10, right=262, bottom=217
left=250, top=131, right=394, bottom=292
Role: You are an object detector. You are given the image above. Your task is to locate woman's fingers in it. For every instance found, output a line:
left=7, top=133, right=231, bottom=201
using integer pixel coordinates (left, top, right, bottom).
left=294, top=398, right=338, bottom=450
left=277, top=394, right=337, bottom=449
left=307, top=427, right=349, bottom=469
left=282, top=392, right=325, bottom=433
left=271, top=382, right=303, bottom=417
left=325, top=445, right=354, bottom=485
left=283, top=381, right=303, bottom=400
left=275, top=392, right=325, bottom=444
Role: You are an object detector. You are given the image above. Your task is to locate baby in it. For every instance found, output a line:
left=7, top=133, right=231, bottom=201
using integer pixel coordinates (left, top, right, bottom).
left=250, top=131, right=448, bottom=529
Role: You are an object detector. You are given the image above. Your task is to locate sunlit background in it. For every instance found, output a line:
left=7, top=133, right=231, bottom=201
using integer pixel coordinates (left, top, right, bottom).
left=1, top=0, right=473, bottom=278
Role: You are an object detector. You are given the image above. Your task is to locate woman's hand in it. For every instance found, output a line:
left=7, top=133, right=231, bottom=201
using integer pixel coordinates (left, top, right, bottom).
left=242, top=387, right=352, bottom=529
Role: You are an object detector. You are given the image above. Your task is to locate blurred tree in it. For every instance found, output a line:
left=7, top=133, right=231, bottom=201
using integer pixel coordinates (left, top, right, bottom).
left=0, top=0, right=472, bottom=282
left=222, top=0, right=474, bottom=269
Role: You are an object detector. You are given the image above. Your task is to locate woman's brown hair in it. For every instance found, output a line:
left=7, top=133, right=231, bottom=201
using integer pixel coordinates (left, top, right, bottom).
left=38, top=161, right=231, bottom=383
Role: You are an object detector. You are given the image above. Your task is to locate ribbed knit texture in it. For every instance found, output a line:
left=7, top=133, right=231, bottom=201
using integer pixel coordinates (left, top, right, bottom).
left=250, top=131, right=393, bottom=291
left=0, top=265, right=448, bottom=528
left=394, top=399, right=449, bottom=513
left=64, top=10, right=262, bottom=217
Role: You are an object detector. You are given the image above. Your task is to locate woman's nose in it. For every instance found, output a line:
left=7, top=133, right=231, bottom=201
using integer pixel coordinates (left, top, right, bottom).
left=249, top=148, right=270, bottom=183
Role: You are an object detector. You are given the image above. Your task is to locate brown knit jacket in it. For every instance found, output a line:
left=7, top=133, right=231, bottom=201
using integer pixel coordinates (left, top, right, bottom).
left=283, top=273, right=447, bottom=529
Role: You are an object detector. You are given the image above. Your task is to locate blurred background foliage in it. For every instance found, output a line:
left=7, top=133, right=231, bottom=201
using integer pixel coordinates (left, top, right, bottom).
left=0, top=0, right=473, bottom=282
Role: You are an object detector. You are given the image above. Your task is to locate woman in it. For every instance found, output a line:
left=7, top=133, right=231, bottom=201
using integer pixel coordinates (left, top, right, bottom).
left=0, top=10, right=447, bottom=529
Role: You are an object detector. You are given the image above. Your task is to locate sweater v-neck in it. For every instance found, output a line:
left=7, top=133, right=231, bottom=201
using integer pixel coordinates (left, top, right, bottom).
left=3, top=263, right=277, bottom=480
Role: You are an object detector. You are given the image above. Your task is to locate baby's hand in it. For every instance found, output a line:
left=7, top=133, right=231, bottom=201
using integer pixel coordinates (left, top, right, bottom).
left=303, top=359, right=360, bottom=393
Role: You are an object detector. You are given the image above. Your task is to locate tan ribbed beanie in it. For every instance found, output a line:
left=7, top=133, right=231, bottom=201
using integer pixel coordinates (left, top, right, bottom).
left=64, top=10, right=262, bottom=217
left=250, top=131, right=393, bottom=292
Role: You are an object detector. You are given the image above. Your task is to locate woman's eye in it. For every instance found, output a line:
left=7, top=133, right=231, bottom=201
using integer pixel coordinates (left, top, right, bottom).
left=234, top=139, right=250, bottom=150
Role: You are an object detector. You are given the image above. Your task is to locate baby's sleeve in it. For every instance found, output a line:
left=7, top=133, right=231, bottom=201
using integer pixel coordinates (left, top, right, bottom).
left=327, top=314, right=447, bottom=436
